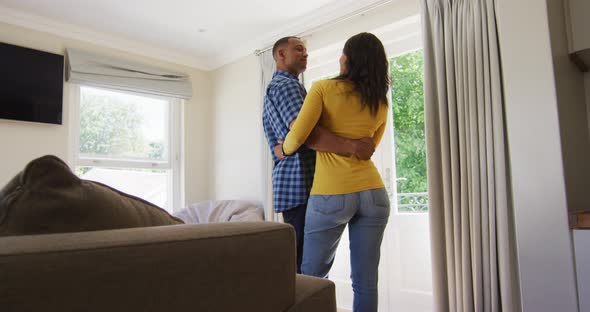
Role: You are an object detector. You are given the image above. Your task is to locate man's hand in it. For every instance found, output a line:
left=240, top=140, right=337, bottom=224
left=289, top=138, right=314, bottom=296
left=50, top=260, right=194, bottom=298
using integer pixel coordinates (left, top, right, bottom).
left=273, top=140, right=285, bottom=160
left=304, top=126, right=376, bottom=160
left=350, top=137, right=376, bottom=160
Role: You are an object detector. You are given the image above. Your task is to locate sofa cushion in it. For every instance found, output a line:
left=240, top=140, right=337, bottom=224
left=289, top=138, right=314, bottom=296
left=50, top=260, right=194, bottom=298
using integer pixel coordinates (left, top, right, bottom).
left=0, top=155, right=183, bottom=237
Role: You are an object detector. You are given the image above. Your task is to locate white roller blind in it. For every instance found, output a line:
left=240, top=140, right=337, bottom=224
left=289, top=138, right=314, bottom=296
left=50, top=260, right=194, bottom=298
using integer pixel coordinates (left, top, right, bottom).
left=66, top=48, right=192, bottom=99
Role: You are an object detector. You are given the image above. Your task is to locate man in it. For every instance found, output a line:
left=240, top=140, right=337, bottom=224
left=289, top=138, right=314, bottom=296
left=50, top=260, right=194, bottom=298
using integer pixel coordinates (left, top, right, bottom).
left=262, top=36, right=375, bottom=273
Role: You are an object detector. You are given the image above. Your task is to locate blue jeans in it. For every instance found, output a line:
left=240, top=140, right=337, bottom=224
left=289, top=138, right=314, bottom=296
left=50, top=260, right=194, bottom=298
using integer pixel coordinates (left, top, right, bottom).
left=301, top=188, right=390, bottom=312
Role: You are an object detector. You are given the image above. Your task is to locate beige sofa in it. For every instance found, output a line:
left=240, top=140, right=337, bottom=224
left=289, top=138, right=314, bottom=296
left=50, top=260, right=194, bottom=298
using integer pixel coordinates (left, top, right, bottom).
left=0, top=222, right=336, bottom=312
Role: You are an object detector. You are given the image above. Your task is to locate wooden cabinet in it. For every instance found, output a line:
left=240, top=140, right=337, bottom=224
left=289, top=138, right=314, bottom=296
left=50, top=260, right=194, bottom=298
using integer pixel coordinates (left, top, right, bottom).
left=566, top=0, right=590, bottom=71
left=572, top=212, right=590, bottom=229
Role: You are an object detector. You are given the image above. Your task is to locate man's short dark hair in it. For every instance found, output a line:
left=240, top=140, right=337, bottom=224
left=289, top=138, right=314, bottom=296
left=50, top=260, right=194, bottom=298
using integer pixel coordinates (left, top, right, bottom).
left=272, top=36, right=300, bottom=60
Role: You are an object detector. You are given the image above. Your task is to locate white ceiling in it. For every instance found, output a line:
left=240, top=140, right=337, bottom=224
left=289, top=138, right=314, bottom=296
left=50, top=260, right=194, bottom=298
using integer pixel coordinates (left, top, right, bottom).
left=0, top=0, right=388, bottom=70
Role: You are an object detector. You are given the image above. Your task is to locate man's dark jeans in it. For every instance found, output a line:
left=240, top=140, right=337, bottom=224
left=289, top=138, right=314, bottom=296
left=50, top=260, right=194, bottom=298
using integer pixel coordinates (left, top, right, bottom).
left=282, top=203, right=307, bottom=274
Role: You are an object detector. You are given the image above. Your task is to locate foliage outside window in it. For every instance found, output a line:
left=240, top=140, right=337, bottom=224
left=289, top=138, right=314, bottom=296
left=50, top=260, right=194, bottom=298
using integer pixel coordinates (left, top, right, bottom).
left=390, top=50, right=428, bottom=212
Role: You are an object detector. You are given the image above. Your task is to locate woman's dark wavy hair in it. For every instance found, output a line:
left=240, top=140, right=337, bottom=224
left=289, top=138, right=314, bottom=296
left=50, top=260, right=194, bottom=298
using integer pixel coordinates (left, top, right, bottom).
left=335, top=32, right=390, bottom=116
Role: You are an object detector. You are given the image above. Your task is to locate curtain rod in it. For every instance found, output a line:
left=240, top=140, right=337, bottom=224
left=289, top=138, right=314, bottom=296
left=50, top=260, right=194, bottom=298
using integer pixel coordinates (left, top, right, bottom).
left=254, top=0, right=393, bottom=56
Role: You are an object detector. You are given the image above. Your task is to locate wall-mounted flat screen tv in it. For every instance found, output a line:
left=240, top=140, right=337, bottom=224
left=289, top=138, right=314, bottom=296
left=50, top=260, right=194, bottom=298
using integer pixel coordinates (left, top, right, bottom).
left=0, top=42, right=64, bottom=125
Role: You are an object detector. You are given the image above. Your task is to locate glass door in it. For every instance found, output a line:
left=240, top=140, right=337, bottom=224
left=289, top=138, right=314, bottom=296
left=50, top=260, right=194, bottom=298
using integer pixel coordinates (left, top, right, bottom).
left=304, top=17, right=432, bottom=310
left=328, top=50, right=432, bottom=312
left=382, top=50, right=432, bottom=312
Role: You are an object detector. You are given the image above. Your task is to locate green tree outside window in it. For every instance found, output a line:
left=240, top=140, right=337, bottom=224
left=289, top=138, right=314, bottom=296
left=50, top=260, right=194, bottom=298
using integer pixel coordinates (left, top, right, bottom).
left=390, top=50, right=428, bottom=197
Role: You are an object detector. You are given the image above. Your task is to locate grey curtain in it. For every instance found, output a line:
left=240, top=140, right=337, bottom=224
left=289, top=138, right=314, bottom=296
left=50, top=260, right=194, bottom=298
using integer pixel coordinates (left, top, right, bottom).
left=421, top=0, right=520, bottom=311
left=259, top=50, right=279, bottom=222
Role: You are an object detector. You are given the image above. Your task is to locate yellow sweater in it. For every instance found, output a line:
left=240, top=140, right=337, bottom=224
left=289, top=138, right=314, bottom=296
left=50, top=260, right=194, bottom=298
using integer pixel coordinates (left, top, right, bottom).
left=283, top=79, right=388, bottom=195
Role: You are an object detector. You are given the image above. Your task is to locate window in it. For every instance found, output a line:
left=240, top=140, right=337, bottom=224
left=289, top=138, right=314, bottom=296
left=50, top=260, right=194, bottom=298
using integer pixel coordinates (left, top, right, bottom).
left=390, top=50, right=428, bottom=213
left=71, top=85, right=181, bottom=213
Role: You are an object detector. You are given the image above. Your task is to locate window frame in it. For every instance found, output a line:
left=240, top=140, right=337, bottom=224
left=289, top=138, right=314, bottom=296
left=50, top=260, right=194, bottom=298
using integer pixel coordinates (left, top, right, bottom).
left=69, top=84, right=183, bottom=212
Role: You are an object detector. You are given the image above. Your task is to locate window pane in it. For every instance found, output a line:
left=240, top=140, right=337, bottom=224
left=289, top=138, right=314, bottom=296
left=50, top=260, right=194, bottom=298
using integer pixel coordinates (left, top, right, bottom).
left=76, top=166, right=170, bottom=211
left=79, top=86, right=169, bottom=161
left=390, top=50, right=428, bottom=213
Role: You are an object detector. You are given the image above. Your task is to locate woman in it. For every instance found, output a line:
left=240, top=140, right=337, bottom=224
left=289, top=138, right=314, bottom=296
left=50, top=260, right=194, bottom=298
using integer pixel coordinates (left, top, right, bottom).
left=281, top=32, right=390, bottom=312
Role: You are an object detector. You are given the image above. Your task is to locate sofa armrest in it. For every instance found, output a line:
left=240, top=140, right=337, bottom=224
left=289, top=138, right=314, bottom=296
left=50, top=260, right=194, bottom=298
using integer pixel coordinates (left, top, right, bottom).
left=288, top=275, right=337, bottom=312
left=0, top=222, right=296, bottom=312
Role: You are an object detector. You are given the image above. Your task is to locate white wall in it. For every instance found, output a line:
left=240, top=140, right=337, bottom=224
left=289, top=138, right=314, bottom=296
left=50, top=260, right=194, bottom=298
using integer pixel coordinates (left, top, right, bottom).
left=574, top=229, right=590, bottom=312
left=184, top=69, right=213, bottom=205
left=303, top=0, right=419, bottom=51
left=0, top=21, right=212, bottom=206
left=210, top=54, right=263, bottom=201
left=496, top=0, right=579, bottom=311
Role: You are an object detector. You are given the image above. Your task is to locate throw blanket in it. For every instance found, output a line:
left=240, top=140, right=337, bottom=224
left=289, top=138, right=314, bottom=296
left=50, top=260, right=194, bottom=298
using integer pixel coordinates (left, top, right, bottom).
left=173, top=200, right=264, bottom=224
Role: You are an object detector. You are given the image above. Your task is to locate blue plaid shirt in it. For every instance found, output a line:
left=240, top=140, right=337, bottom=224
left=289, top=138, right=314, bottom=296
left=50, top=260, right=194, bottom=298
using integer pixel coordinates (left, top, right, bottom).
left=262, top=70, right=316, bottom=213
